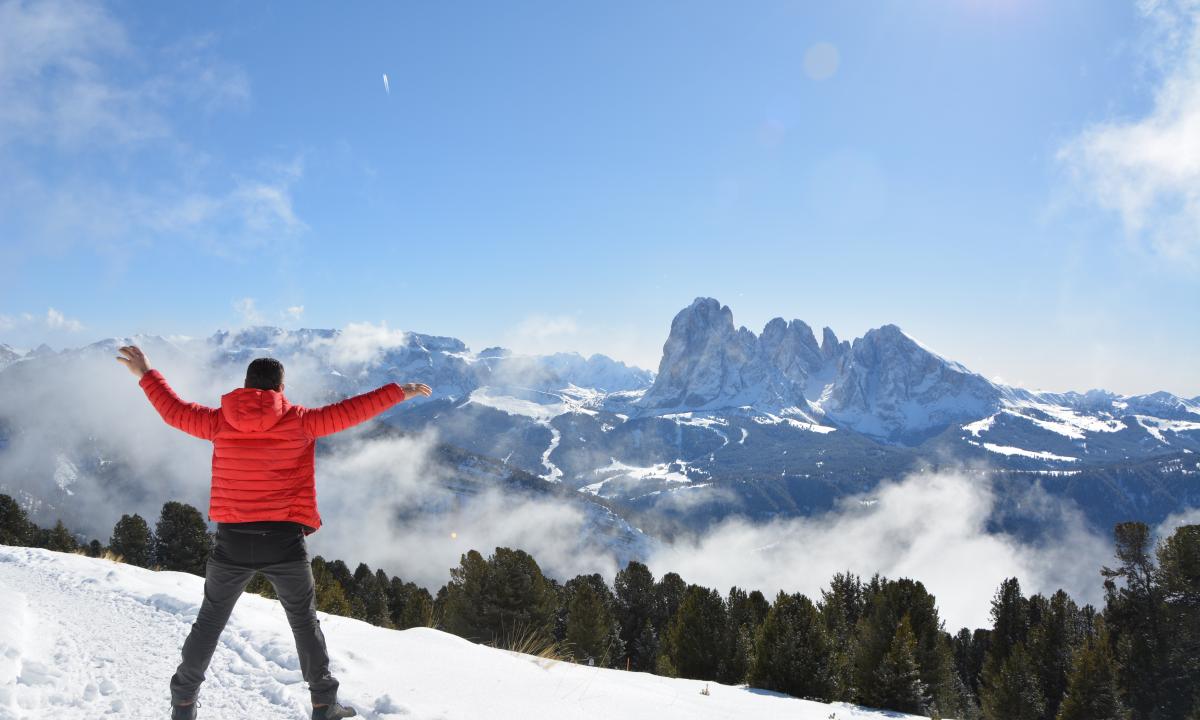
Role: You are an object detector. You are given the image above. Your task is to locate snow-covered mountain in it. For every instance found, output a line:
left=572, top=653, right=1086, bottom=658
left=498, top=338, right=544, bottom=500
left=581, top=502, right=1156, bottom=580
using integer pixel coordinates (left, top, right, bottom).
left=0, top=546, right=933, bottom=720
left=0, top=344, right=21, bottom=371
left=1, top=297, right=1197, bottom=540
left=638, top=297, right=837, bottom=414
left=630, top=298, right=1199, bottom=456
left=822, top=324, right=1007, bottom=442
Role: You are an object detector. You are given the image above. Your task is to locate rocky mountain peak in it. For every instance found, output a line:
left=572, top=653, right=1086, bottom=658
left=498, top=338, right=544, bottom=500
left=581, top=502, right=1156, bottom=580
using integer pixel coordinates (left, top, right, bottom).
left=0, top=344, right=21, bottom=371
left=823, top=324, right=1001, bottom=441
left=639, top=299, right=829, bottom=412
left=821, top=327, right=848, bottom=363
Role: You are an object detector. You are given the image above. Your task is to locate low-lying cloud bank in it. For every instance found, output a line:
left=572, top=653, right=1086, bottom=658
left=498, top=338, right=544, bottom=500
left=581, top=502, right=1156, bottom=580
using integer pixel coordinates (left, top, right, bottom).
left=645, top=469, right=1112, bottom=631
left=307, top=433, right=621, bottom=593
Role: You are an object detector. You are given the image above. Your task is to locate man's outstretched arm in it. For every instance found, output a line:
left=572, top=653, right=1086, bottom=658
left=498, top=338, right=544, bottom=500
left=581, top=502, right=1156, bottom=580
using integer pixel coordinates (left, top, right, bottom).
left=117, top=345, right=220, bottom=440
left=301, top=382, right=431, bottom=438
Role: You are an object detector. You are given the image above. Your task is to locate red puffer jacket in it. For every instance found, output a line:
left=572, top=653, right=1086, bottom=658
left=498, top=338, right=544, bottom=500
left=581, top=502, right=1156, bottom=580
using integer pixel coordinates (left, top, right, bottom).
left=138, top=370, right=406, bottom=532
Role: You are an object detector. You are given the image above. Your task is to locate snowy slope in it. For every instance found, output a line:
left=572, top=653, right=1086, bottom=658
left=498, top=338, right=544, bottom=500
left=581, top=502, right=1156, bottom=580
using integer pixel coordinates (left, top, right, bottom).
left=0, top=546, right=932, bottom=720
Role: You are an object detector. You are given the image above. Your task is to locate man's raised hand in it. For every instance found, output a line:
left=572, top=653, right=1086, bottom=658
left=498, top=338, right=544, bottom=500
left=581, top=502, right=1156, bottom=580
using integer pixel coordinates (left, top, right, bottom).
left=116, top=345, right=152, bottom=379
left=401, top=383, right=432, bottom=399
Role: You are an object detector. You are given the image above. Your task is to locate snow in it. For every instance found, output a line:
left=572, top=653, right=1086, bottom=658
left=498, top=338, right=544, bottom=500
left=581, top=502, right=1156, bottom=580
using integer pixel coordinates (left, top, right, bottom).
left=661, top=413, right=730, bottom=447
left=540, top=425, right=564, bottom=483
left=462, top=388, right=570, bottom=482
left=462, top=388, right=566, bottom=422
left=751, top=412, right=837, bottom=434
left=1135, top=415, right=1200, bottom=444
left=580, top=459, right=696, bottom=496
left=1006, top=402, right=1126, bottom=437
left=52, top=455, right=78, bottom=496
left=961, top=415, right=996, bottom=437
left=975, top=442, right=1079, bottom=463
left=0, top=546, right=930, bottom=720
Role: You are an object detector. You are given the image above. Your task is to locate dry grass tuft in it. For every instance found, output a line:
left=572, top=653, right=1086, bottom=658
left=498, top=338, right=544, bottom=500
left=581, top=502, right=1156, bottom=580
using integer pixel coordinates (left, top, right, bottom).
left=492, top=623, right=573, bottom=665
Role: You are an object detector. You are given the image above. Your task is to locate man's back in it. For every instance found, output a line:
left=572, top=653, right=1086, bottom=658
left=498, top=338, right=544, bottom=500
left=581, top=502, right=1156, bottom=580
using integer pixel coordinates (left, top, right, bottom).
left=137, top=368, right=409, bottom=531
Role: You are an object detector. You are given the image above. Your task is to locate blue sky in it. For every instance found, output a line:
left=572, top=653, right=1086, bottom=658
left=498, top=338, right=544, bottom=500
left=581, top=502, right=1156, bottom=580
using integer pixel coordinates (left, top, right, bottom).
left=1, top=0, right=1197, bottom=396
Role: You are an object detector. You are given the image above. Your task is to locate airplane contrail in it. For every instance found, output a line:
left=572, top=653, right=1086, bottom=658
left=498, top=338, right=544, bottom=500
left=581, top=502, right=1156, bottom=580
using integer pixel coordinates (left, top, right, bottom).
left=382, top=73, right=390, bottom=95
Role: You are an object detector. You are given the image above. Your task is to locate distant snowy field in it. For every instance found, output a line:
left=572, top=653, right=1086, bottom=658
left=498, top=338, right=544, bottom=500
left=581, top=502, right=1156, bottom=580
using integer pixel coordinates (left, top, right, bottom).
left=0, top=547, right=934, bottom=720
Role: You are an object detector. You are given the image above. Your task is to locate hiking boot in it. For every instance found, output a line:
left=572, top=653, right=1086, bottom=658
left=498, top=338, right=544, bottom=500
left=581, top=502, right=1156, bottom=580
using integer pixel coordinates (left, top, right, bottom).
left=171, top=702, right=197, bottom=720
left=312, top=701, right=357, bottom=719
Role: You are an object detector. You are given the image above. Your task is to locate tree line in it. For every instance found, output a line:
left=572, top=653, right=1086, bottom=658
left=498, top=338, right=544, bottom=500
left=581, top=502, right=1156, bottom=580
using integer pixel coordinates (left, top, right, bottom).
left=1, top=494, right=1196, bottom=719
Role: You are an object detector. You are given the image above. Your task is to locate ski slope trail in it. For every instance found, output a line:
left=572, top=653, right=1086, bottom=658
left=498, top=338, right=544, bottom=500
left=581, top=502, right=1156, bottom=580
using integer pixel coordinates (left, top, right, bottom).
left=0, top=547, right=930, bottom=720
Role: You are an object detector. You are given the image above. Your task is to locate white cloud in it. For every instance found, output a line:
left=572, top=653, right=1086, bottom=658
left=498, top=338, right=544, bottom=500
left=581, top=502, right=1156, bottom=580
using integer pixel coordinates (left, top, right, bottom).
left=0, top=0, right=143, bottom=149
left=232, top=297, right=264, bottom=325
left=44, top=307, right=82, bottom=332
left=1059, top=0, right=1200, bottom=265
left=647, top=469, right=1111, bottom=630
left=1157, top=506, right=1200, bottom=539
left=0, top=308, right=81, bottom=332
left=503, top=314, right=581, bottom=357
left=284, top=305, right=305, bottom=321
left=310, top=321, right=409, bottom=366
left=0, top=0, right=306, bottom=262
left=515, top=315, right=579, bottom=342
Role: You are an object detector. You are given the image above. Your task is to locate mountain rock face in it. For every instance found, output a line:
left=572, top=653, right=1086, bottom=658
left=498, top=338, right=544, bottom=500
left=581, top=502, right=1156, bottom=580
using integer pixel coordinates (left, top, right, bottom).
left=822, top=325, right=1005, bottom=442
left=0, top=344, right=20, bottom=371
left=638, top=298, right=839, bottom=413
left=637, top=298, right=1005, bottom=441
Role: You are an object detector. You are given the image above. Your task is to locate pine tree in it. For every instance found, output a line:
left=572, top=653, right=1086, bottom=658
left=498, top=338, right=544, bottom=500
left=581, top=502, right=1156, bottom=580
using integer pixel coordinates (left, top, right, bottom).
left=660, top=584, right=728, bottom=682
left=1057, top=621, right=1128, bottom=720
left=653, top=572, right=687, bottom=636
left=820, top=571, right=865, bottom=699
left=749, top=592, right=833, bottom=700
left=1156, top=524, right=1200, bottom=719
left=311, top=557, right=352, bottom=616
left=382, top=574, right=433, bottom=630
left=109, top=513, right=154, bottom=567
left=154, top=502, right=211, bottom=575
left=633, top=623, right=660, bottom=672
left=387, top=576, right=407, bottom=627
left=442, top=549, right=491, bottom=641
left=0, top=494, right=34, bottom=546
left=487, top=547, right=557, bottom=644
left=561, top=574, right=622, bottom=667
left=399, top=586, right=433, bottom=629
left=953, top=627, right=990, bottom=698
left=86, top=539, right=103, bottom=557
left=981, top=643, right=1045, bottom=720
left=1102, top=522, right=1168, bottom=720
left=39, top=519, right=78, bottom=552
left=352, top=563, right=390, bottom=626
left=724, top=586, right=765, bottom=685
left=853, top=578, right=961, bottom=714
left=442, top=547, right=557, bottom=645
left=977, top=578, right=1038, bottom=718
left=875, top=615, right=928, bottom=714
left=989, top=578, right=1030, bottom=663
left=565, top=581, right=611, bottom=664
left=1027, top=590, right=1084, bottom=720
left=615, top=561, right=658, bottom=671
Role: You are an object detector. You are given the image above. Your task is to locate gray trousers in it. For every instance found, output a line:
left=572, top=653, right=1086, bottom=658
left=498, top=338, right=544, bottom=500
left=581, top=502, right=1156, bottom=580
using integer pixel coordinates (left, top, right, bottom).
left=169, top=522, right=339, bottom=705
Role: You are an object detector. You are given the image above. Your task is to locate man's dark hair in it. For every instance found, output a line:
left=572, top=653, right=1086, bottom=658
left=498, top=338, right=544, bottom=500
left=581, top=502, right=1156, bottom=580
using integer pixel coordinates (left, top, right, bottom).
left=245, top=358, right=285, bottom=391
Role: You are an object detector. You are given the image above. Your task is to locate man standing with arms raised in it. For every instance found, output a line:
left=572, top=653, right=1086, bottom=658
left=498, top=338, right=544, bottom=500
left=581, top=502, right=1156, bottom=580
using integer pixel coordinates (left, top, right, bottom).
left=117, top=345, right=432, bottom=720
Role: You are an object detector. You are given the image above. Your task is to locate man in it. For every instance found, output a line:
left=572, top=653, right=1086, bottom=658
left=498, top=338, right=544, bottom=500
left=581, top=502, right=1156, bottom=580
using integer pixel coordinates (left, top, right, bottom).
left=116, top=345, right=432, bottom=720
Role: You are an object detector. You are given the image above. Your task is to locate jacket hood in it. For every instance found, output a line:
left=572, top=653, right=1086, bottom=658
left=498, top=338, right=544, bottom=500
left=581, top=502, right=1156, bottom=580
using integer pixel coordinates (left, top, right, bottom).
left=220, top=388, right=290, bottom=432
